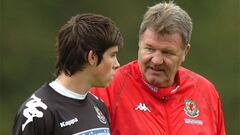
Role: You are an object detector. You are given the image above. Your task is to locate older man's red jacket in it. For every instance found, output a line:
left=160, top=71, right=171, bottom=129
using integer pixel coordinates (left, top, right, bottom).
left=91, top=61, right=226, bottom=135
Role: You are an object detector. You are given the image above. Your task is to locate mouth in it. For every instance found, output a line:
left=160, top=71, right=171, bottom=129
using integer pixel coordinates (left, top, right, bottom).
left=150, top=65, right=164, bottom=71
left=148, top=66, right=165, bottom=74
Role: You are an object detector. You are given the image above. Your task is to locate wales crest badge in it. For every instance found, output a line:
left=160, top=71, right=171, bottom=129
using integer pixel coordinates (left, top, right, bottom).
left=94, top=106, right=107, bottom=124
left=184, top=99, right=199, bottom=118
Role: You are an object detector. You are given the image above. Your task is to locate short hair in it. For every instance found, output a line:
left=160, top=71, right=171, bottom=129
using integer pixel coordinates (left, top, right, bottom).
left=139, top=2, right=192, bottom=45
left=55, top=13, right=123, bottom=76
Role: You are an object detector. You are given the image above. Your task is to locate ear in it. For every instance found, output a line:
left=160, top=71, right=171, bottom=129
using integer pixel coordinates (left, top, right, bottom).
left=87, top=50, right=98, bottom=65
left=182, top=44, right=191, bottom=62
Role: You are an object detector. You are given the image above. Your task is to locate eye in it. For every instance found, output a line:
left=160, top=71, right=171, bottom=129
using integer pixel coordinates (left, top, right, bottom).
left=163, top=51, right=171, bottom=54
left=111, top=53, right=117, bottom=57
left=145, top=47, right=154, bottom=52
left=163, top=51, right=175, bottom=56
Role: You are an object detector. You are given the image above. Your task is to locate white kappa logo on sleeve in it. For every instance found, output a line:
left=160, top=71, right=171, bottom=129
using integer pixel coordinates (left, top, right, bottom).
left=22, top=94, right=47, bottom=131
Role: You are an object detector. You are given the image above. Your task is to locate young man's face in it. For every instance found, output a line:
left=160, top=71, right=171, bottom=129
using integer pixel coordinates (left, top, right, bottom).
left=138, top=29, right=190, bottom=87
left=93, top=46, right=120, bottom=87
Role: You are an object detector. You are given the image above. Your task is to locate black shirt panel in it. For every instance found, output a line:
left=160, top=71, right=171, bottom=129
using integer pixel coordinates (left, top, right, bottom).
left=12, top=83, right=110, bottom=135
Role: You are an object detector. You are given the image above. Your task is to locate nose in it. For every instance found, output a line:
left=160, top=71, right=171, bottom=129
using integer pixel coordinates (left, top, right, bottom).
left=113, top=59, right=120, bottom=70
left=151, top=52, right=164, bottom=65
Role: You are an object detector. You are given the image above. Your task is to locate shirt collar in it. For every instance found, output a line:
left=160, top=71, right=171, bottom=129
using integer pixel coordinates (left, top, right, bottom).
left=49, top=80, right=87, bottom=100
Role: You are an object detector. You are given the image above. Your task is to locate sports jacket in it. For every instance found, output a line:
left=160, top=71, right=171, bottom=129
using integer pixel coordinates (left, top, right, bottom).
left=91, top=60, right=226, bottom=135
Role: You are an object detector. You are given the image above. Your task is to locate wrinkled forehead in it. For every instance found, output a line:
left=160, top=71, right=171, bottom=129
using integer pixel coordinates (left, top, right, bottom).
left=140, top=26, right=187, bottom=45
left=140, top=28, right=184, bottom=45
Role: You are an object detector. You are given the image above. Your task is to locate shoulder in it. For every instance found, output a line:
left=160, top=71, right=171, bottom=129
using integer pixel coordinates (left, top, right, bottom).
left=88, top=92, right=104, bottom=104
left=17, top=83, right=55, bottom=114
left=179, top=67, right=220, bottom=98
left=117, top=60, right=138, bottom=74
left=87, top=92, right=109, bottom=116
left=18, top=84, right=52, bottom=113
left=88, top=93, right=109, bottom=110
left=13, top=84, right=55, bottom=134
left=179, top=67, right=214, bottom=86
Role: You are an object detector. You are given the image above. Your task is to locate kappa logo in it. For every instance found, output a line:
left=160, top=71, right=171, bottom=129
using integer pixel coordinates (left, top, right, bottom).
left=60, top=118, right=78, bottom=128
left=135, top=102, right=151, bottom=112
left=184, top=99, right=199, bottom=118
left=22, top=94, right=47, bottom=131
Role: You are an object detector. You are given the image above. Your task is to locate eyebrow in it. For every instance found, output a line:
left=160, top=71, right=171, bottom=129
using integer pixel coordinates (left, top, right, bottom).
left=145, top=43, right=154, bottom=47
left=111, top=49, right=118, bottom=54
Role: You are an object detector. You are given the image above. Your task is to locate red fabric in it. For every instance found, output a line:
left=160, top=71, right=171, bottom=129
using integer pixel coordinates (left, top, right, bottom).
left=91, top=61, right=226, bottom=135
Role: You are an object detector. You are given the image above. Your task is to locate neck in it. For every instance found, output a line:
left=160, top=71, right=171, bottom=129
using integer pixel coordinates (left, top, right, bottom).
left=56, top=71, right=91, bottom=95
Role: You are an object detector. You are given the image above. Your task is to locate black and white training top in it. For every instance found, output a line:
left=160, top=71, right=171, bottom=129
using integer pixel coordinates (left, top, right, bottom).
left=12, top=81, right=110, bottom=135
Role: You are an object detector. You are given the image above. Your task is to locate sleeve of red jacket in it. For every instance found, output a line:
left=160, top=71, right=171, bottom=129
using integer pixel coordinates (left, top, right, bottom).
left=210, top=84, right=226, bottom=135
left=192, top=73, right=226, bottom=135
left=208, top=82, right=226, bottom=135
left=217, top=96, right=226, bottom=135
left=211, top=84, right=226, bottom=135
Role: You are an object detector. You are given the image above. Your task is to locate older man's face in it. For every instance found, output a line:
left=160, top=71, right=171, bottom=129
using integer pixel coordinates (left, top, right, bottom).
left=138, top=29, right=190, bottom=87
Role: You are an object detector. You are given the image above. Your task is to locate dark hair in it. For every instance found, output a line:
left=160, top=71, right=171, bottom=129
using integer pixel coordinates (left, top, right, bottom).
left=55, top=13, right=123, bottom=76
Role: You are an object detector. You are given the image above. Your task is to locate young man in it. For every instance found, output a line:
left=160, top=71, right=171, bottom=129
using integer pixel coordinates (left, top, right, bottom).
left=12, top=13, right=123, bottom=135
left=91, top=2, right=226, bottom=135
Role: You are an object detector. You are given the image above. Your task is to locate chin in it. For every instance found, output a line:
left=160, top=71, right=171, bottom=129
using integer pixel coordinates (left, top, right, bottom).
left=147, top=77, right=165, bottom=85
left=151, top=81, right=163, bottom=86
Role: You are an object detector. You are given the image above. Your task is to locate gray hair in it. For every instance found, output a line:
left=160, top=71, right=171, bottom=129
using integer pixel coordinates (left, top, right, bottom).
left=139, top=2, right=192, bottom=45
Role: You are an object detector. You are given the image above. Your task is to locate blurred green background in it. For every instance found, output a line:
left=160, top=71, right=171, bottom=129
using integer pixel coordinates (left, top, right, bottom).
left=1, top=0, right=239, bottom=134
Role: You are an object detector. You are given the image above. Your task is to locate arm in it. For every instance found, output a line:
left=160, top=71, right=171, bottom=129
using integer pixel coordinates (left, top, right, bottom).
left=216, top=97, right=226, bottom=135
